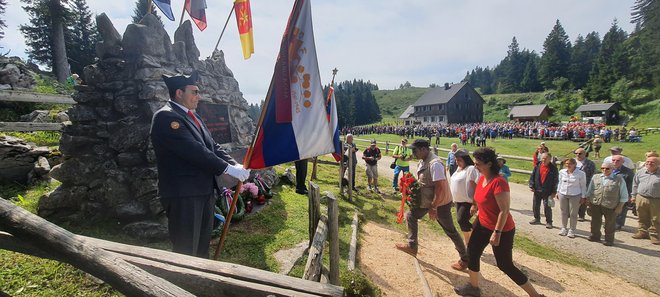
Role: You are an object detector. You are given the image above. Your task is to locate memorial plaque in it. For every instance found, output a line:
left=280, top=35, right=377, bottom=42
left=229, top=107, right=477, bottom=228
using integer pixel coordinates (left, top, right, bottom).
left=197, top=103, right=232, bottom=144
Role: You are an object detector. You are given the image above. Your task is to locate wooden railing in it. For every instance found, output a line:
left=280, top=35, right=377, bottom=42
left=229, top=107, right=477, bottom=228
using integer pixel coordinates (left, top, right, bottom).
left=0, top=90, right=74, bottom=132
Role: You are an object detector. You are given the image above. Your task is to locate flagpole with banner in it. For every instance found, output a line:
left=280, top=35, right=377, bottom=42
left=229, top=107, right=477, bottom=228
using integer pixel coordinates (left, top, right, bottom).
left=243, top=0, right=334, bottom=170
left=215, top=0, right=333, bottom=258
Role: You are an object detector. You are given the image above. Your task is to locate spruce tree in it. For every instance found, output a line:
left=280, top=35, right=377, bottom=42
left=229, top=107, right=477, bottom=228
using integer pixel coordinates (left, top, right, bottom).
left=585, top=21, right=628, bottom=101
left=20, top=0, right=72, bottom=82
left=505, top=37, right=525, bottom=92
left=68, top=0, right=98, bottom=76
left=132, top=0, right=162, bottom=24
left=539, top=20, right=572, bottom=89
left=627, top=0, right=659, bottom=95
left=521, top=56, right=541, bottom=92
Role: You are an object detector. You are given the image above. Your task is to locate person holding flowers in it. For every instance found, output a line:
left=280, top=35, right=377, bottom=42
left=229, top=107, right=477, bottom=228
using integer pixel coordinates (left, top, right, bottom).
left=395, top=139, right=468, bottom=271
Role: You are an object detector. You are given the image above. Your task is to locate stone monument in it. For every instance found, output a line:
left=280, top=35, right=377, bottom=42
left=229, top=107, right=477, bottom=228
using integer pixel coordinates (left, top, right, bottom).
left=39, top=14, right=258, bottom=240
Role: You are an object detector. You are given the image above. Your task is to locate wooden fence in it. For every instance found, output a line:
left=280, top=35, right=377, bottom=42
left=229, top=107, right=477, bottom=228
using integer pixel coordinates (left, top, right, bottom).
left=0, top=90, right=74, bottom=132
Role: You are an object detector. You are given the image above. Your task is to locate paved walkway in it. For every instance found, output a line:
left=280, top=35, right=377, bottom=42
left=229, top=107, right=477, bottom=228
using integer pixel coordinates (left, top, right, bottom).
left=353, top=149, right=660, bottom=294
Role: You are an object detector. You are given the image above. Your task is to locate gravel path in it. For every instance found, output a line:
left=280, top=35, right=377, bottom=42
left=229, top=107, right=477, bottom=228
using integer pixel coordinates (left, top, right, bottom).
left=353, top=149, right=660, bottom=295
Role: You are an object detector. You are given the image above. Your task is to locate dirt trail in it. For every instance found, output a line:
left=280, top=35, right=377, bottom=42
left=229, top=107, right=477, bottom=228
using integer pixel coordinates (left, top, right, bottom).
left=352, top=148, right=659, bottom=296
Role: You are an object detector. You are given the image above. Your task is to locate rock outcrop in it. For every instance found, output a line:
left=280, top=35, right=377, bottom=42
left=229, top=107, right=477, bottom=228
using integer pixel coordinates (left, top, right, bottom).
left=0, top=135, right=52, bottom=185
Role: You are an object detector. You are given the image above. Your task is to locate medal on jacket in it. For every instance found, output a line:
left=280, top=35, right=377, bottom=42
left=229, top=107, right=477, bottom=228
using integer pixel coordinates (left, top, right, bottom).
left=170, top=121, right=180, bottom=129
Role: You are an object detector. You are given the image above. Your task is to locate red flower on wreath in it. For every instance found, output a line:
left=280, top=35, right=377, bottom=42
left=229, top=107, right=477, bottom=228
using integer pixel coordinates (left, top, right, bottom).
left=396, top=172, right=420, bottom=224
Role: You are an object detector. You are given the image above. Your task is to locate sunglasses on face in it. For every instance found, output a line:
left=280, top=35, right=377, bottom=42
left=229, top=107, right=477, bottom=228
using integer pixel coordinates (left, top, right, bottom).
left=601, top=168, right=612, bottom=170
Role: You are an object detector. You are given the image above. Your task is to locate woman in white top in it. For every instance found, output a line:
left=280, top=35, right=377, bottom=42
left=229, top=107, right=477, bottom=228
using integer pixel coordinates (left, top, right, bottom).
left=450, top=149, right=480, bottom=244
left=554, top=158, right=587, bottom=238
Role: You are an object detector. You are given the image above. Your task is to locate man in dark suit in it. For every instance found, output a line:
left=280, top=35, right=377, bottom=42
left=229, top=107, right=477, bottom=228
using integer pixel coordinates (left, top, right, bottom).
left=150, top=71, right=250, bottom=258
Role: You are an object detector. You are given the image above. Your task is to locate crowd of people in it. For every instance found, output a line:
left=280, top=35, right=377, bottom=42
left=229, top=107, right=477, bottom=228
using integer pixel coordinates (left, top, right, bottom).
left=333, top=134, right=658, bottom=296
left=342, top=121, right=644, bottom=144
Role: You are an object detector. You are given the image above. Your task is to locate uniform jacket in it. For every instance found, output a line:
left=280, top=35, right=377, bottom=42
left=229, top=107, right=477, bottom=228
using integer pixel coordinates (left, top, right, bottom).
left=150, top=102, right=236, bottom=199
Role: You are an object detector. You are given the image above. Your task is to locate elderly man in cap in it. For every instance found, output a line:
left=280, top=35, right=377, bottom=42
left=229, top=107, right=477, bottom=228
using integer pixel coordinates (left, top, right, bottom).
left=631, top=156, right=660, bottom=244
left=151, top=71, right=250, bottom=257
left=603, top=146, right=634, bottom=169
left=586, top=161, right=628, bottom=246
left=362, top=140, right=382, bottom=193
left=395, top=139, right=469, bottom=271
left=575, top=147, right=596, bottom=221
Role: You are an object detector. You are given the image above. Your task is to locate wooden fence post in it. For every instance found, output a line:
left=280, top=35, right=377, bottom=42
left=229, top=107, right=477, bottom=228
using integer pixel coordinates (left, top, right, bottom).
left=308, top=182, right=321, bottom=247
left=311, top=157, right=318, bottom=180
left=347, top=212, right=359, bottom=271
left=303, top=215, right=328, bottom=282
left=326, top=193, right=340, bottom=285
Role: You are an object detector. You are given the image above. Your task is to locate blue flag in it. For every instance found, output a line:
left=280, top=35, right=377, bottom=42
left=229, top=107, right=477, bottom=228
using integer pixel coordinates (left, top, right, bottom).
left=152, top=0, right=175, bottom=21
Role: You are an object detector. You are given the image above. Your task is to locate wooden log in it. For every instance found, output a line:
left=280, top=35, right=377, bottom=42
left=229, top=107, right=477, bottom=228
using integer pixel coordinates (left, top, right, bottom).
left=308, top=182, right=321, bottom=247
left=85, top=236, right=343, bottom=296
left=326, top=193, right=340, bottom=286
left=0, top=90, right=75, bottom=104
left=347, top=212, right=359, bottom=271
left=0, top=122, right=65, bottom=132
left=303, top=215, right=328, bottom=282
left=0, top=232, right=327, bottom=297
left=0, top=198, right=194, bottom=297
left=413, top=258, right=433, bottom=297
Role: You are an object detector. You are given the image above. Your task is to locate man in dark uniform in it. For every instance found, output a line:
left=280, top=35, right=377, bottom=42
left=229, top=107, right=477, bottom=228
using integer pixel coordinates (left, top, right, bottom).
left=150, top=71, right=250, bottom=258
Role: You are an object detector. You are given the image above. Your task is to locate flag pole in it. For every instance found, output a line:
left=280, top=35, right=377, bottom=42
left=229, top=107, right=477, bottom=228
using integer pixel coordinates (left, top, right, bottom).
left=312, top=68, right=339, bottom=180
left=213, top=180, right=243, bottom=259
left=178, top=2, right=186, bottom=26
left=214, top=4, right=236, bottom=52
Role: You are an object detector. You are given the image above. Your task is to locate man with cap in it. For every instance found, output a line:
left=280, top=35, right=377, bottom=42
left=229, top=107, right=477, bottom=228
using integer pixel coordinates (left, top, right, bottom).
left=395, top=139, right=469, bottom=271
left=603, top=146, right=634, bottom=169
left=151, top=71, right=251, bottom=258
left=362, top=140, right=382, bottom=193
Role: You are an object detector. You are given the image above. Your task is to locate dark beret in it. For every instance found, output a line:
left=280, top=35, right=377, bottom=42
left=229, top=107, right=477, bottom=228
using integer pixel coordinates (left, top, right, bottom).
left=162, top=70, right=199, bottom=94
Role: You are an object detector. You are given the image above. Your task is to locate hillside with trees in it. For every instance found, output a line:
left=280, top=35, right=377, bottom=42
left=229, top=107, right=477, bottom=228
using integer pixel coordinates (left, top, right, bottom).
left=464, top=0, right=659, bottom=124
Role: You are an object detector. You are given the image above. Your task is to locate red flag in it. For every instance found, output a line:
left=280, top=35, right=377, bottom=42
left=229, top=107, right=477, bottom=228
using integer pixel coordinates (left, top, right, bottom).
left=185, top=0, right=207, bottom=31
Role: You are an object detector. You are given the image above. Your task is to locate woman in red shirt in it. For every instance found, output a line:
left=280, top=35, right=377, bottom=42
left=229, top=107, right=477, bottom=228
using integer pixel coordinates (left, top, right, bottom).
left=455, top=147, right=545, bottom=297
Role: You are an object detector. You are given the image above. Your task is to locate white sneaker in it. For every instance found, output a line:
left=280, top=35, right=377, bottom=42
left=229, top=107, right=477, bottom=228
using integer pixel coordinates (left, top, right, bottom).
left=558, top=228, right=568, bottom=236
left=567, top=229, right=576, bottom=238
left=368, top=186, right=373, bottom=192
left=374, top=187, right=381, bottom=193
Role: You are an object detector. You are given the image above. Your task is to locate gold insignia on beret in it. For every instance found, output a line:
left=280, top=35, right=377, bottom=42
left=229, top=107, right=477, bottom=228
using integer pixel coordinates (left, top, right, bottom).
left=170, top=121, right=180, bottom=129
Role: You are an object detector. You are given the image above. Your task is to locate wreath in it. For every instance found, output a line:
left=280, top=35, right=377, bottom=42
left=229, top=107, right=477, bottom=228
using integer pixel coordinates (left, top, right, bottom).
left=216, top=187, right=245, bottom=222
left=396, top=172, right=421, bottom=224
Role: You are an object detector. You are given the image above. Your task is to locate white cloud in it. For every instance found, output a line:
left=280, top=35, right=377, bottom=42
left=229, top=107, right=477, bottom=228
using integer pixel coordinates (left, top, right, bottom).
left=2, top=0, right=635, bottom=104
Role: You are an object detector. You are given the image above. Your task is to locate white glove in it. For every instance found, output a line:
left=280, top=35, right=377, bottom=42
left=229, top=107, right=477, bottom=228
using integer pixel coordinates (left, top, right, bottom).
left=225, top=164, right=251, bottom=182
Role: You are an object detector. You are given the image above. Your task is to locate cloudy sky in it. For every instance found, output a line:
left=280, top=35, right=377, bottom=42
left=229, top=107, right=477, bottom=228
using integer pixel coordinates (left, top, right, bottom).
left=3, top=0, right=636, bottom=104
